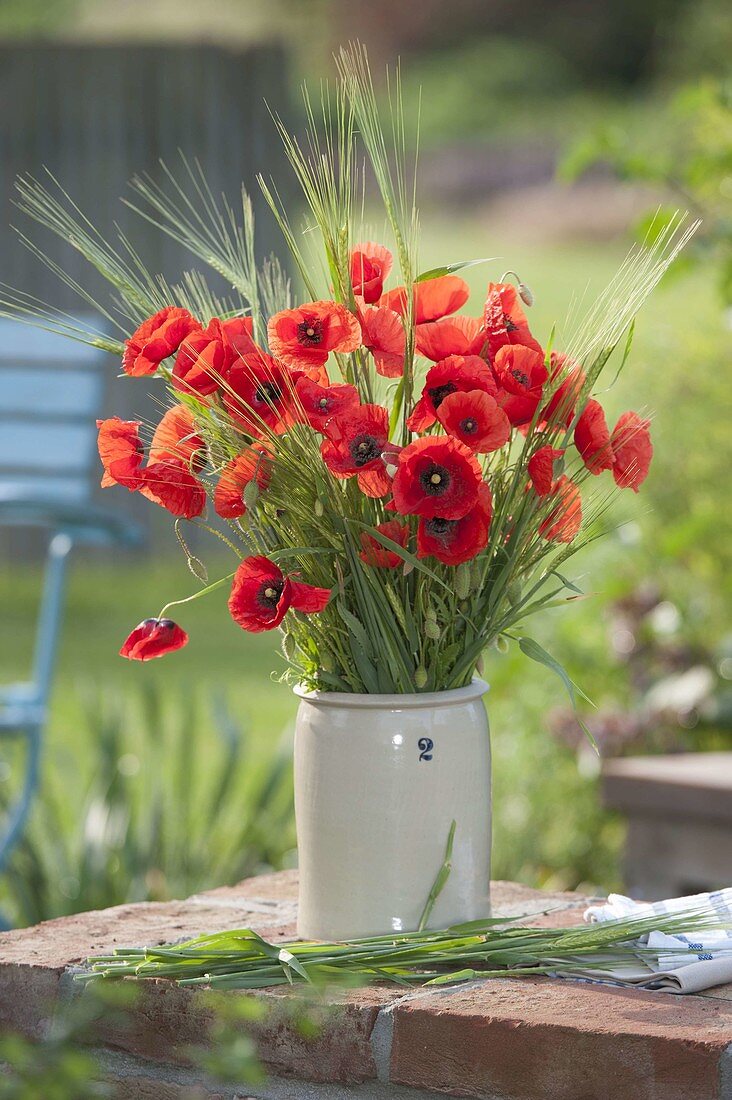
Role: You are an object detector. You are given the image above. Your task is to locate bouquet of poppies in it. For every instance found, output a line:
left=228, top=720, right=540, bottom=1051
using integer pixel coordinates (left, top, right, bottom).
left=2, top=47, right=694, bottom=703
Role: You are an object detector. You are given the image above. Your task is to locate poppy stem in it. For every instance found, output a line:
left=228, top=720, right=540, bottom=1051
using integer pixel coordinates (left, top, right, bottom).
left=158, top=573, right=236, bottom=619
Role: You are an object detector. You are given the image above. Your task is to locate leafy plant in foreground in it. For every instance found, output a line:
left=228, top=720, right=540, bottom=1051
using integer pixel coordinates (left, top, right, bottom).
left=0, top=683, right=294, bottom=926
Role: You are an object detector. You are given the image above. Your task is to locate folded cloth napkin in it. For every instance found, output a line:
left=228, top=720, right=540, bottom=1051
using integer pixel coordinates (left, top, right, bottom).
left=566, top=889, right=732, bottom=993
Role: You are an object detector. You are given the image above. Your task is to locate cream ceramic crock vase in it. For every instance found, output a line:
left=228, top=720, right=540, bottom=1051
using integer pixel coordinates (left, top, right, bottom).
left=293, top=679, right=491, bottom=941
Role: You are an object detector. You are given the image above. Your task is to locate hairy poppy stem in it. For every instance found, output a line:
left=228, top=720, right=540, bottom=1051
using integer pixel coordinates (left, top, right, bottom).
left=158, top=573, right=235, bottom=620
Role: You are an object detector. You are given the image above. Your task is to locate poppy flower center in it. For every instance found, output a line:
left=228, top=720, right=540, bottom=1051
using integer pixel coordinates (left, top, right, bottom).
left=297, top=319, right=323, bottom=346
left=424, top=516, right=456, bottom=541
left=511, top=368, right=530, bottom=387
left=256, top=382, right=282, bottom=405
left=318, top=397, right=330, bottom=410
left=459, top=417, right=478, bottom=434
left=428, top=382, right=457, bottom=410
left=350, top=434, right=381, bottom=467
left=257, top=580, right=284, bottom=610
left=504, top=313, right=518, bottom=333
left=420, top=462, right=451, bottom=495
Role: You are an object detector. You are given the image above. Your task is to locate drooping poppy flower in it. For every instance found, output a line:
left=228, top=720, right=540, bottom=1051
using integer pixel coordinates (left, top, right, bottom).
left=149, top=405, right=206, bottom=471
left=267, top=301, right=362, bottom=371
left=172, top=316, right=255, bottom=397
left=528, top=446, right=564, bottom=496
left=415, top=315, right=486, bottom=362
left=358, top=303, right=405, bottom=377
left=120, top=618, right=188, bottom=661
left=224, top=352, right=296, bottom=437
left=539, top=476, right=582, bottom=543
left=140, top=461, right=207, bottom=519
left=214, top=445, right=274, bottom=519
left=574, top=399, right=614, bottom=475
left=392, top=436, right=483, bottom=520
left=359, top=520, right=409, bottom=569
left=294, top=375, right=360, bottom=433
left=349, top=242, right=393, bottom=303
left=482, top=283, right=542, bottom=362
left=97, top=417, right=145, bottom=490
left=436, top=389, right=511, bottom=454
left=228, top=555, right=331, bottom=633
left=122, top=307, right=200, bottom=377
left=320, top=403, right=391, bottom=498
left=540, top=353, right=586, bottom=430
left=611, top=412, right=653, bottom=492
left=493, top=344, right=548, bottom=426
left=407, top=355, right=497, bottom=433
left=417, top=482, right=493, bottom=566
left=381, top=275, right=469, bottom=325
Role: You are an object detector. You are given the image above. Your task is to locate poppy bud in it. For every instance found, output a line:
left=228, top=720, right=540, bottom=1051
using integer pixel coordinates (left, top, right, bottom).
left=459, top=599, right=470, bottom=614
left=314, top=498, right=325, bottom=517
left=518, top=282, right=534, bottom=307
left=507, top=581, right=522, bottom=606
left=414, top=666, right=428, bottom=689
left=495, top=634, right=509, bottom=654
left=455, top=563, right=471, bottom=600
left=425, top=617, right=441, bottom=640
left=281, top=632, right=297, bottom=661
left=243, top=480, right=260, bottom=509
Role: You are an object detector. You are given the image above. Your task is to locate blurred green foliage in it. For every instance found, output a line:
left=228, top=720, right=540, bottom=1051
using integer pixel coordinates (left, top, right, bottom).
left=0, top=683, right=295, bottom=926
left=562, top=79, right=732, bottom=306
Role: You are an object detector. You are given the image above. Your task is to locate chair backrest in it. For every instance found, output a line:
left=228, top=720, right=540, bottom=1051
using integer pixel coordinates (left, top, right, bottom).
left=0, top=319, right=107, bottom=504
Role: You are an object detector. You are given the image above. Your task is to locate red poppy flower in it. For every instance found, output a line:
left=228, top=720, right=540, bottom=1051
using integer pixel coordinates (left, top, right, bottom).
left=214, top=445, right=273, bottom=519
left=358, top=303, right=405, bottom=377
left=416, top=482, right=493, bottom=566
left=611, top=412, right=653, bottom=492
left=539, top=476, right=582, bottom=543
left=528, top=446, right=564, bottom=496
left=97, top=417, right=145, bottom=490
left=120, top=618, right=188, bottom=661
left=267, top=301, right=362, bottom=371
left=349, top=242, right=393, bottom=303
left=540, top=353, right=585, bottom=430
left=407, top=355, right=497, bottom=433
left=228, top=555, right=331, bottom=633
left=359, top=520, right=409, bottom=569
left=392, top=436, right=482, bottom=520
left=224, top=352, right=296, bottom=437
left=294, top=375, right=360, bottom=433
left=415, top=315, right=486, bottom=362
left=140, top=461, right=206, bottom=519
left=97, top=417, right=205, bottom=518
left=122, top=307, right=200, bottom=377
left=320, top=403, right=391, bottom=498
left=574, top=399, right=614, bottom=475
left=436, top=389, right=511, bottom=454
left=493, top=345, right=548, bottom=426
left=149, top=405, right=206, bottom=471
left=483, top=283, right=542, bottom=362
left=172, top=316, right=255, bottom=397
left=381, top=275, right=469, bottom=325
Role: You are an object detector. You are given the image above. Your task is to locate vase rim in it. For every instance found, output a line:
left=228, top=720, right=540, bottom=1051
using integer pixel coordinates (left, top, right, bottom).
left=293, top=677, right=489, bottom=709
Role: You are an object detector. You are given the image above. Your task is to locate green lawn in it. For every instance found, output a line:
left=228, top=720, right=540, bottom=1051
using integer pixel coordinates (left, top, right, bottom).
left=1, top=224, right=729, bottom=920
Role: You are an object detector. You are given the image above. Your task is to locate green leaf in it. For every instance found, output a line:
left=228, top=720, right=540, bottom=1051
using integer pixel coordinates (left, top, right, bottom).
left=550, top=570, right=584, bottom=595
left=517, top=636, right=598, bottom=753
left=415, top=257, right=496, bottom=282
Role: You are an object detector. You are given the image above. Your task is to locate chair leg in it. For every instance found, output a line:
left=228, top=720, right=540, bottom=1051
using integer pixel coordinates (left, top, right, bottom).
left=0, top=725, right=42, bottom=928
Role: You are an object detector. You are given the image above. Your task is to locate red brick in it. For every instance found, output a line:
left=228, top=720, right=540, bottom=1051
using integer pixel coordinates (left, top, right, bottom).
left=87, top=980, right=399, bottom=1085
left=390, top=976, right=732, bottom=1100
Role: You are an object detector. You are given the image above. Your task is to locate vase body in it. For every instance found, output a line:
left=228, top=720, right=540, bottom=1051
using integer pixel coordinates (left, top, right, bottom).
left=293, top=679, right=491, bottom=941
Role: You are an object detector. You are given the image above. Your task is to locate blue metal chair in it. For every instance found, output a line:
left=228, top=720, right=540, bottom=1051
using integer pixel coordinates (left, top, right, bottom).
left=0, top=320, right=142, bottom=925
